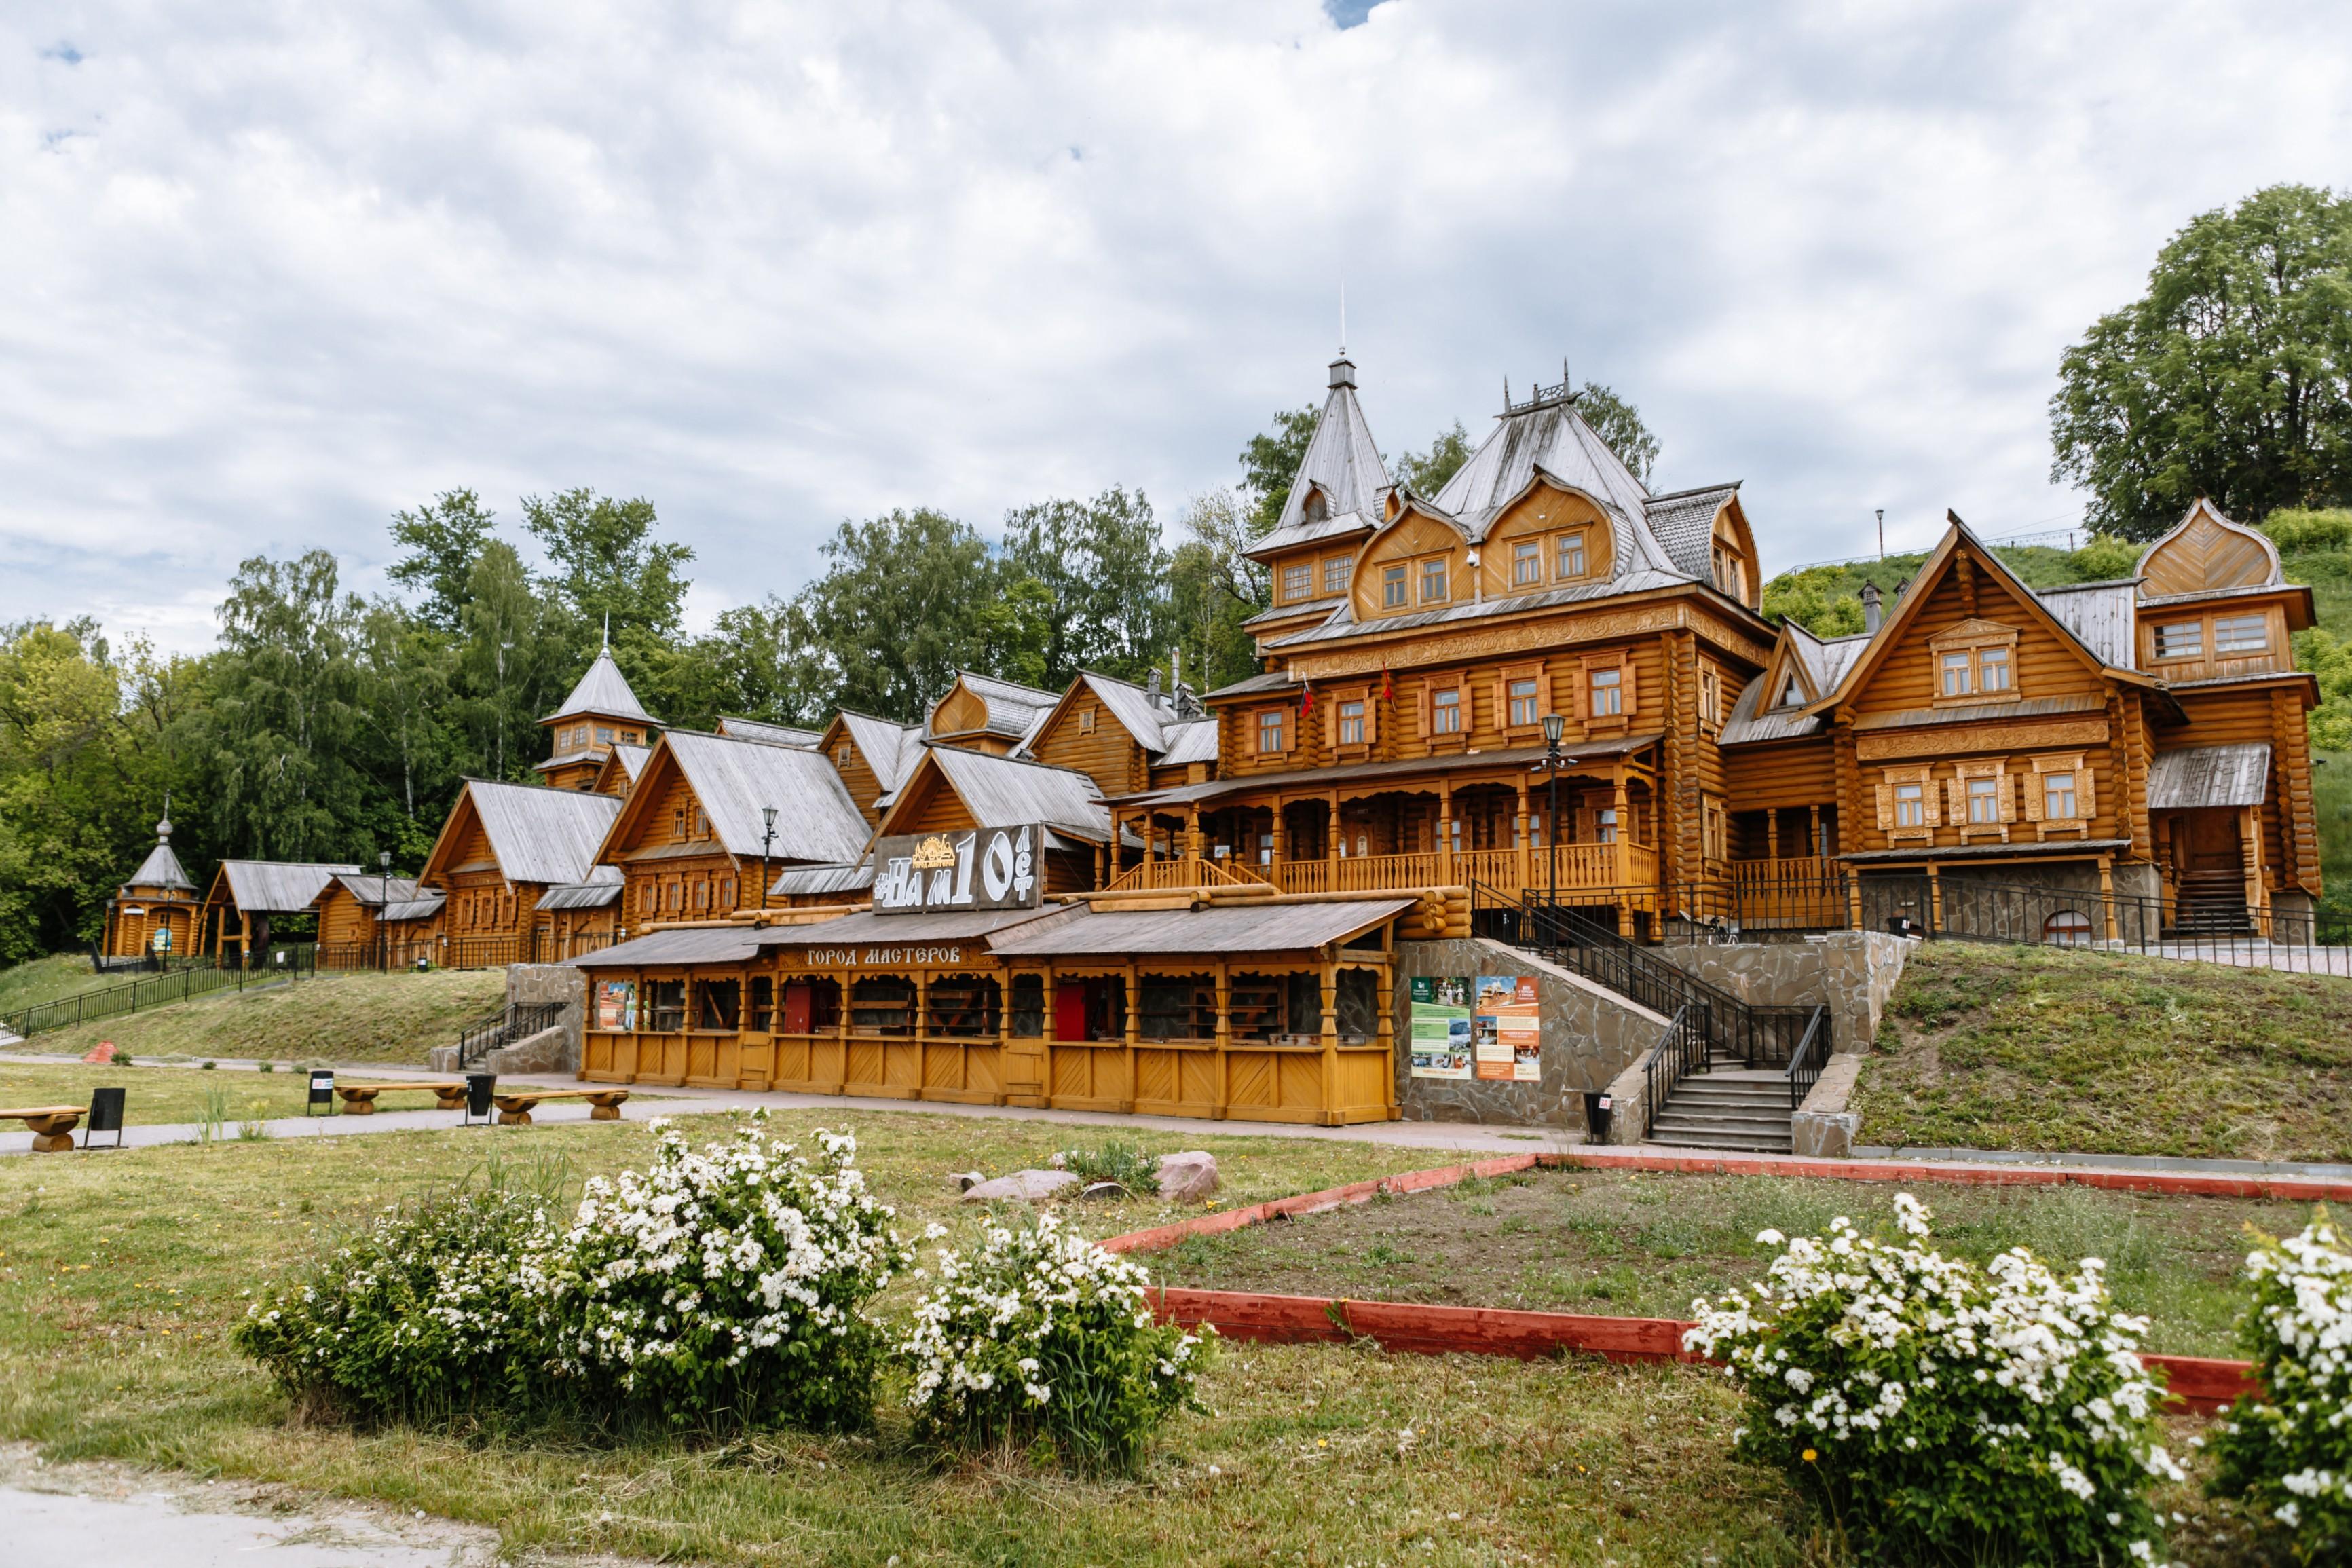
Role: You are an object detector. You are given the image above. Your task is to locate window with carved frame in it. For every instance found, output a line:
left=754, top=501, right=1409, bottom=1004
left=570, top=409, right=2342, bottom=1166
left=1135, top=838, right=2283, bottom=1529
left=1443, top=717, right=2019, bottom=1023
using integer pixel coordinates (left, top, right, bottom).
left=1512, top=540, right=1543, bottom=587
left=1555, top=530, right=1588, bottom=580
left=1698, top=665, right=1723, bottom=732
left=1256, top=709, right=1288, bottom=754
left=1497, top=663, right=1544, bottom=732
left=1702, top=796, right=1728, bottom=861
left=1927, top=621, right=2021, bottom=707
left=1877, top=765, right=1938, bottom=841
left=2026, top=752, right=2095, bottom=836
left=1581, top=655, right=1630, bottom=724
left=1381, top=564, right=1407, bottom=608
left=1947, top=760, right=2014, bottom=840
left=1331, top=686, right=1372, bottom=749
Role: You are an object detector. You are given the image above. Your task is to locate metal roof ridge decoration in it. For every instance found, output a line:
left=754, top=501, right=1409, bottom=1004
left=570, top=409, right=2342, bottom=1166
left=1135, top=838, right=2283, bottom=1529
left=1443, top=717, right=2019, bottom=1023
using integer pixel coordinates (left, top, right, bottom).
left=661, top=728, right=871, bottom=865
left=542, top=646, right=656, bottom=726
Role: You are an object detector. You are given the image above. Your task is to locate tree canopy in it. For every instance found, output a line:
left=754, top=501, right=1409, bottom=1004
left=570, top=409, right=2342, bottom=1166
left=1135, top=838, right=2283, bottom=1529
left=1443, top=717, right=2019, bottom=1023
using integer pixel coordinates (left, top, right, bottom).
left=2052, top=183, right=2352, bottom=540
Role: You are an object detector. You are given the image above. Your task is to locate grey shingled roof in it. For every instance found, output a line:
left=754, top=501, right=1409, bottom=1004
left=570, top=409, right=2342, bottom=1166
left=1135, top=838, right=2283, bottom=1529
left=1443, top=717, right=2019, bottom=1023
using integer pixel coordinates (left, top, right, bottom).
left=216, top=861, right=362, bottom=914
left=768, top=862, right=876, bottom=898
left=1266, top=359, right=1392, bottom=541
left=717, top=717, right=822, bottom=747
left=1245, top=508, right=1379, bottom=564
left=1204, top=669, right=1301, bottom=700
left=1242, top=595, right=1347, bottom=629
left=662, top=730, right=871, bottom=865
left=537, top=868, right=624, bottom=910
left=463, top=780, right=624, bottom=886
left=542, top=648, right=656, bottom=725
left=329, top=874, right=421, bottom=908
left=838, top=711, right=928, bottom=794
left=2148, top=743, right=2272, bottom=810
left=933, top=673, right=1058, bottom=741
left=1079, top=671, right=1178, bottom=752
left=912, top=746, right=1113, bottom=844
left=124, top=840, right=194, bottom=893
left=572, top=925, right=770, bottom=968
left=1719, top=674, right=1824, bottom=745
left=381, top=892, right=445, bottom=922
left=1157, top=718, right=1220, bottom=768
left=988, top=897, right=1416, bottom=958
left=607, top=743, right=650, bottom=783
left=1643, top=485, right=1740, bottom=582
left=1433, top=397, right=1668, bottom=564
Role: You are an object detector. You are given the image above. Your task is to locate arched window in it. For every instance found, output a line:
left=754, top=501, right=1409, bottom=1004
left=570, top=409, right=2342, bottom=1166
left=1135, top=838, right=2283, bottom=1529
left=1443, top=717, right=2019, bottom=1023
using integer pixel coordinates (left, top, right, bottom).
left=2042, top=910, right=2095, bottom=946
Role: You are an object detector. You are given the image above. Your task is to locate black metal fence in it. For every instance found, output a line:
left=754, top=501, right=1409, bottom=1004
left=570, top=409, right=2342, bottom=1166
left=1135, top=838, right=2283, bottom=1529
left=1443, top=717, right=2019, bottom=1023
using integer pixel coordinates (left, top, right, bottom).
left=3, top=946, right=318, bottom=1041
left=316, top=927, right=622, bottom=973
left=1644, top=1004, right=1707, bottom=1140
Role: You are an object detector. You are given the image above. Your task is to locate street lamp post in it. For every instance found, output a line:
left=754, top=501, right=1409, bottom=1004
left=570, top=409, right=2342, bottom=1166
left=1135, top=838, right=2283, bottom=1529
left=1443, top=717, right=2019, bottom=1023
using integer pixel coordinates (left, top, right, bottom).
left=760, top=806, right=779, bottom=912
left=1534, top=713, right=1579, bottom=925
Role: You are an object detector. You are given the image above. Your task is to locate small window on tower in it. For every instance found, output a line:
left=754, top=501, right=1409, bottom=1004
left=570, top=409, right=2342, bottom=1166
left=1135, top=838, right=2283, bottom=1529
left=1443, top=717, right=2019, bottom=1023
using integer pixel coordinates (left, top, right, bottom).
left=1282, top=562, right=1311, bottom=602
left=1322, top=555, right=1350, bottom=596
left=1556, top=531, right=1587, bottom=579
left=1382, top=565, right=1408, bottom=607
left=2154, top=621, right=2203, bottom=660
left=596, top=726, right=614, bottom=745
left=1078, top=707, right=1096, bottom=733
left=2214, top=615, right=2267, bottom=654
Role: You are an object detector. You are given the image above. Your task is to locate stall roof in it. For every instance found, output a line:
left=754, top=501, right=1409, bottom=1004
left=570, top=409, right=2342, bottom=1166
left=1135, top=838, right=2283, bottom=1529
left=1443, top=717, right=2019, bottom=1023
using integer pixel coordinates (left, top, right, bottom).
left=753, top=905, right=1067, bottom=950
left=381, top=893, right=446, bottom=922
left=214, top=860, right=362, bottom=914
left=2148, top=743, right=2272, bottom=811
left=329, top=873, right=422, bottom=908
left=538, top=868, right=624, bottom=910
left=986, top=897, right=1415, bottom=958
left=1115, top=733, right=1662, bottom=807
left=572, top=926, right=771, bottom=967
left=770, top=862, right=876, bottom=897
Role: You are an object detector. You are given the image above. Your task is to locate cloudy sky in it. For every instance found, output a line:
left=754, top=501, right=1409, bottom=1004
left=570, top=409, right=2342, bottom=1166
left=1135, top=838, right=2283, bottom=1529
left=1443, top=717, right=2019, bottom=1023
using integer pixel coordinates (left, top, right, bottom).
left=3, top=1, right=2347, bottom=653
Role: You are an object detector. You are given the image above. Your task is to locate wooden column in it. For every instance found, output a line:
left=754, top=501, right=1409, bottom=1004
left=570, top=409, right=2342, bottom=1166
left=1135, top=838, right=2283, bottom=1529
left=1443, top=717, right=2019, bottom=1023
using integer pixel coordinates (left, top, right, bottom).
left=1438, top=780, right=1455, bottom=889
left=1373, top=959, right=1396, bottom=1120
left=1926, top=864, right=1944, bottom=934
left=1514, top=777, right=1532, bottom=897
left=1767, top=810, right=1780, bottom=862
left=2097, top=855, right=2118, bottom=944
left=1318, top=958, right=1341, bottom=1127
left=1213, top=960, right=1232, bottom=1119
left=2242, top=806, right=2269, bottom=935
left=1328, top=789, right=1341, bottom=876
left=1611, top=770, right=1632, bottom=935
left=1121, top=960, right=1140, bottom=1113
left=1187, top=804, right=1202, bottom=862
left=1808, top=804, right=1823, bottom=862
left=1269, top=804, right=1285, bottom=884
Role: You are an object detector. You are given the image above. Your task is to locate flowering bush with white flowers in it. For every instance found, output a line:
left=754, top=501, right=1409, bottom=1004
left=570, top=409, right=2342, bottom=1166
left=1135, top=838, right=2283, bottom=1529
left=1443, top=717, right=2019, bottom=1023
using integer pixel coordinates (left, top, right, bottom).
left=532, top=1117, right=911, bottom=1432
left=235, top=1185, right=555, bottom=1421
left=1683, top=1193, right=2182, bottom=1567
left=899, top=1212, right=1210, bottom=1473
left=2209, top=1209, right=2352, bottom=1558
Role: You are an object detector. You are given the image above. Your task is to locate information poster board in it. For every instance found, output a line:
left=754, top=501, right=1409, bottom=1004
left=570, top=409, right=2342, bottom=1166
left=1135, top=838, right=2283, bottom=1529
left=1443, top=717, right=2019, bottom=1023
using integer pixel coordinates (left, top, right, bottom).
left=1473, top=974, right=1542, bottom=1083
left=1406, top=975, right=1472, bottom=1080
left=595, top=979, right=638, bottom=1032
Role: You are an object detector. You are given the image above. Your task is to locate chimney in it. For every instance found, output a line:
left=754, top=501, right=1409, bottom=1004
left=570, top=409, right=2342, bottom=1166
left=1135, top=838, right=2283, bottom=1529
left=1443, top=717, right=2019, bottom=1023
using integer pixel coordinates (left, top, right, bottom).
left=1147, top=667, right=1163, bottom=707
left=1861, top=581, right=1883, bottom=634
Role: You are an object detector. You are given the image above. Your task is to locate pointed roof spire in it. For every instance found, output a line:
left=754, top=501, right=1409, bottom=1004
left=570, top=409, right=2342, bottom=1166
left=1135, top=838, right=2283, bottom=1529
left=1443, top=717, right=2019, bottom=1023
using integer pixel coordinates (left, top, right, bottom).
left=1275, top=351, right=1388, bottom=536
left=542, top=646, right=657, bottom=726
left=126, top=794, right=193, bottom=893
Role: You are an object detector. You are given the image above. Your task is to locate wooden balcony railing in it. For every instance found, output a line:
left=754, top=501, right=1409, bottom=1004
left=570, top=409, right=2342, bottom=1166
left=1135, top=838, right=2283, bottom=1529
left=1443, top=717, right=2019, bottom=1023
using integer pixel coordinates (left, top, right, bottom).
left=1104, top=842, right=1660, bottom=901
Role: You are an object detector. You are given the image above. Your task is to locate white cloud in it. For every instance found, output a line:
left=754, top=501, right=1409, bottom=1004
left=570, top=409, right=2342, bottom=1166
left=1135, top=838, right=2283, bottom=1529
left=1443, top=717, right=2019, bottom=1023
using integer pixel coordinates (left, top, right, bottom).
left=1, top=0, right=2346, bottom=653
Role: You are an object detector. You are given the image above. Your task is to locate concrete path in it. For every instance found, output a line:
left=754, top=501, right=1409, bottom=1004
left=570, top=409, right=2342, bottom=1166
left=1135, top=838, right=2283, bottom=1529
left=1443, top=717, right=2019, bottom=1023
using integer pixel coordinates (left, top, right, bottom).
left=0, top=1443, right=527, bottom=1567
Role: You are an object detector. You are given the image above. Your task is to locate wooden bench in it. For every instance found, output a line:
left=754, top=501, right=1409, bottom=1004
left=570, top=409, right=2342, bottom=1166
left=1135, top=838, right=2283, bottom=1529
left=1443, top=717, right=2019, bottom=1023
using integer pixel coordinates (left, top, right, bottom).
left=1, top=1105, right=87, bottom=1153
left=491, top=1088, right=630, bottom=1125
left=336, top=1081, right=470, bottom=1115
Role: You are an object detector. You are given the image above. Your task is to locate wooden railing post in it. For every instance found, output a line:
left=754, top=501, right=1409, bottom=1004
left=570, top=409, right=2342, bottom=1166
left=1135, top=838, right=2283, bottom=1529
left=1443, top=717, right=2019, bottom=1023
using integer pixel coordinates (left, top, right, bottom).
left=1213, top=960, right=1231, bottom=1120
left=1515, top=779, right=1531, bottom=898
left=1611, top=773, right=1632, bottom=936
left=1318, top=959, right=1341, bottom=1127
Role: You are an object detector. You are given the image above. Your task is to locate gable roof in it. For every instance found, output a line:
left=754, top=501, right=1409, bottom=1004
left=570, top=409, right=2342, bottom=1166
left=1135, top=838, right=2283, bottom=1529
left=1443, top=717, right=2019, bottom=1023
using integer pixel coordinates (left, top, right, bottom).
left=835, top=711, right=928, bottom=794
left=929, top=671, right=1059, bottom=741
left=210, top=860, right=362, bottom=914
left=1434, top=394, right=1657, bottom=550
left=1157, top=717, right=1220, bottom=768
left=381, top=891, right=445, bottom=923
left=601, top=743, right=650, bottom=788
left=1643, top=484, right=1742, bottom=581
left=717, top=717, right=821, bottom=747
left=542, top=648, right=656, bottom=726
left=878, top=745, right=1113, bottom=845
left=1245, top=508, right=1381, bottom=565
left=1267, top=356, right=1392, bottom=541
left=439, top=779, right=624, bottom=886
left=652, top=730, right=872, bottom=865
left=328, top=873, right=421, bottom=909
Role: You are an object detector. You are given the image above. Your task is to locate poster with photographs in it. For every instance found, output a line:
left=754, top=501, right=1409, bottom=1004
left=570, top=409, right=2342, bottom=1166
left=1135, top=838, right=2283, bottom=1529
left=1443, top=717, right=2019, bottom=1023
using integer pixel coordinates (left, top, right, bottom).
left=1407, top=975, right=1472, bottom=1079
left=595, top=978, right=637, bottom=1032
left=1473, top=974, right=1542, bottom=1083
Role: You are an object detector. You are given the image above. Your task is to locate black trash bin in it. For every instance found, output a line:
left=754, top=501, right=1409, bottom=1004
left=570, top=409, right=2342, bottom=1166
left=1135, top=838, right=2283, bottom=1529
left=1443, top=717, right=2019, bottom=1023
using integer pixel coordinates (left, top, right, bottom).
left=464, top=1072, right=497, bottom=1125
left=84, top=1086, right=126, bottom=1149
left=306, top=1068, right=335, bottom=1116
left=1582, top=1091, right=1613, bottom=1144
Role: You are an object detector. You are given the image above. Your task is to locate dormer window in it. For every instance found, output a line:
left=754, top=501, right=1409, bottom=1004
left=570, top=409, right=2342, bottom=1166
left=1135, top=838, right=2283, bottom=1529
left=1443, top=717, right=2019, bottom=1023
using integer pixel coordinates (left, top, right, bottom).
left=1382, top=565, right=1407, bottom=608
left=1555, top=531, right=1587, bottom=580
left=1778, top=673, right=1804, bottom=709
left=1419, top=557, right=1449, bottom=604
left=1282, top=562, right=1312, bottom=602
left=1322, top=555, right=1350, bottom=595
left=1303, top=489, right=1330, bottom=524
left=1512, top=541, right=1543, bottom=587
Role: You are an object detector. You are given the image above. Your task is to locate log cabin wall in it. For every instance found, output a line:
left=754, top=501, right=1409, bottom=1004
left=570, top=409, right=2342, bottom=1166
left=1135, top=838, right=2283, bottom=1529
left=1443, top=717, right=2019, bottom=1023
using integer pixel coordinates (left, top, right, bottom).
left=1026, top=691, right=1151, bottom=797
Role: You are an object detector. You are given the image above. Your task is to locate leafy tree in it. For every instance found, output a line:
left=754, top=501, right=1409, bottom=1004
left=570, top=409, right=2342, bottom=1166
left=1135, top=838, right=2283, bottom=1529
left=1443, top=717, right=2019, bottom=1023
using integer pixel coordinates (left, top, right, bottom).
left=1396, top=419, right=1475, bottom=495
left=659, top=597, right=829, bottom=731
left=1000, top=487, right=1172, bottom=687
left=354, top=602, right=457, bottom=854
left=454, top=542, right=566, bottom=781
left=2052, top=184, right=2352, bottom=540
left=388, top=489, right=498, bottom=631
left=1575, top=383, right=1661, bottom=485
left=1238, top=406, right=1319, bottom=534
left=523, top=488, right=695, bottom=640
left=791, top=509, right=1003, bottom=722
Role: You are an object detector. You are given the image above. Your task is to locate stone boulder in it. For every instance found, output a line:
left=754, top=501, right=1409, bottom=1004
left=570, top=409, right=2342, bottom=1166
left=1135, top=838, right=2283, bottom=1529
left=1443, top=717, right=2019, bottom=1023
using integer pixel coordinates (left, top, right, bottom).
left=1154, top=1151, right=1220, bottom=1203
left=958, top=1168, right=1079, bottom=1203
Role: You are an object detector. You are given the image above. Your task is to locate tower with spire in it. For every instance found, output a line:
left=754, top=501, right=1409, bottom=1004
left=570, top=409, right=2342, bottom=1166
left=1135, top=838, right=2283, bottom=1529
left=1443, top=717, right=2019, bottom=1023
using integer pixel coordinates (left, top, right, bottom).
left=100, top=796, right=202, bottom=961
left=538, top=637, right=660, bottom=791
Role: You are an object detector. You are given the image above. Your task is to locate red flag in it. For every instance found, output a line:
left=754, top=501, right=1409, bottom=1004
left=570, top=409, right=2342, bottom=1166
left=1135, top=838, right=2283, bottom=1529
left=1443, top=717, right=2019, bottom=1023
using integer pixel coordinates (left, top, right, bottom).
left=1379, top=665, right=1393, bottom=703
left=1299, top=680, right=1315, bottom=717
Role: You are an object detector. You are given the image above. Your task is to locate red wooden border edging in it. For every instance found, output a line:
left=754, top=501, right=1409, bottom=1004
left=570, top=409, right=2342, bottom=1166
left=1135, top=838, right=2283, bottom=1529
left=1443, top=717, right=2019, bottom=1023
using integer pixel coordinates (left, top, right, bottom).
left=1144, top=1286, right=2258, bottom=1414
left=1108, top=1152, right=2273, bottom=1413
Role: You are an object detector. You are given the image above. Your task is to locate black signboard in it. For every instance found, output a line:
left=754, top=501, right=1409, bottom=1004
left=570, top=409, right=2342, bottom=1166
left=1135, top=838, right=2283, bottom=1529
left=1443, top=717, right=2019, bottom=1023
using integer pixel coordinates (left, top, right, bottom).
left=870, top=825, right=1042, bottom=914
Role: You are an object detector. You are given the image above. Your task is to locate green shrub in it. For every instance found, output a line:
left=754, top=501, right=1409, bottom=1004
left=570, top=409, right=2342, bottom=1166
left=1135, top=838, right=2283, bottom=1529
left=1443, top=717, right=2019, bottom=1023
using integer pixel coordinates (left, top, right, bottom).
left=1058, top=1138, right=1157, bottom=1190
left=2262, top=506, right=2352, bottom=553
left=2209, top=1210, right=2352, bottom=1558
left=234, top=1184, right=554, bottom=1421
left=534, top=1117, right=910, bottom=1434
left=901, top=1212, right=1211, bottom=1474
left=1685, top=1193, right=2181, bottom=1566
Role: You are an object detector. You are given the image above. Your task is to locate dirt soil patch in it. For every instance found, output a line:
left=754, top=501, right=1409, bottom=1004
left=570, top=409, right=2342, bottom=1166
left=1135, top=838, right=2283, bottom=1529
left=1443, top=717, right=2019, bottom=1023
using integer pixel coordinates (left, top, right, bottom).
left=1148, top=1165, right=2320, bottom=1357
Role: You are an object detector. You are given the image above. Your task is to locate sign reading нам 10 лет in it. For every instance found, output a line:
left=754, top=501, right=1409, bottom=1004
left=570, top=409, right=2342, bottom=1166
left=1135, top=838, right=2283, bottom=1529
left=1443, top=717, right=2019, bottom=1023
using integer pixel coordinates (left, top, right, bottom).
left=870, top=825, right=1040, bottom=914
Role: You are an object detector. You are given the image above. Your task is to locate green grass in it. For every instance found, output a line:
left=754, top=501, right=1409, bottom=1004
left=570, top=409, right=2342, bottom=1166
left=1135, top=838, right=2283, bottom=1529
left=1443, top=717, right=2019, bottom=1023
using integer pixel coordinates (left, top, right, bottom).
left=0, top=955, right=137, bottom=1020
left=0, top=1063, right=316, bottom=1125
left=0, top=1115, right=2272, bottom=1565
left=1850, top=941, right=2352, bottom=1161
left=1151, top=1166, right=2311, bottom=1357
left=19, top=969, right=504, bottom=1066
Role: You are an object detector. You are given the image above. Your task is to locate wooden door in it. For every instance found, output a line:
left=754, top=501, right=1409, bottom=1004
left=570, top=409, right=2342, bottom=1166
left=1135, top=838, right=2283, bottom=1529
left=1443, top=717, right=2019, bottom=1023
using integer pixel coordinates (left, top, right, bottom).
left=2180, top=810, right=2242, bottom=874
left=782, top=981, right=813, bottom=1035
left=1054, top=982, right=1089, bottom=1043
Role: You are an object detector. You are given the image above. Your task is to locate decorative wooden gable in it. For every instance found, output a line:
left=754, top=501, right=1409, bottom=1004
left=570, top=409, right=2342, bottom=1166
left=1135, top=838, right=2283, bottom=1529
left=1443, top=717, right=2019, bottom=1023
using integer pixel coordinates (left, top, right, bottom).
left=417, top=787, right=500, bottom=888
left=2137, top=498, right=2282, bottom=598
left=1474, top=479, right=1616, bottom=599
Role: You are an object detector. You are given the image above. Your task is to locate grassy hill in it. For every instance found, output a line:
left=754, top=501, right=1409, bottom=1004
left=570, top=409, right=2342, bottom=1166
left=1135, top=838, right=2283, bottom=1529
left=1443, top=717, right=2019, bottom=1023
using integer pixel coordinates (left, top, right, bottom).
left=18, top=967, right=504, bottom=1064
left=0, top=954, right=149, bottom=1020
left=1848, top=941, right=2352, bottom=1162
left=1761, top=507, right=2352, bottom=905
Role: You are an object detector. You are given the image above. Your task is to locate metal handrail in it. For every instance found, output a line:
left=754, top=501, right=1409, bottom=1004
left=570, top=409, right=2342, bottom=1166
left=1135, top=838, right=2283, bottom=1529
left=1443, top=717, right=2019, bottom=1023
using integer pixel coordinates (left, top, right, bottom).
left=1783, top=1005, right=1829, bottom=1112
left=458, top=1000, right=565, bottom=1068
left=1643, top=1004, right=1708, bottom=1140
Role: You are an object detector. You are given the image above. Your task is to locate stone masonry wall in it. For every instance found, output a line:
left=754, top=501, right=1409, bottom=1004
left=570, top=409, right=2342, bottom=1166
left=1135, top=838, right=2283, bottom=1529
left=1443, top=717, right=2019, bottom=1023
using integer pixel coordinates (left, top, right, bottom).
left=1656, top=931, right=1909, bottom=1054
left=505, top=963, right=586, bottom=1073
left=1392, top=937, right=1669, bottom=1132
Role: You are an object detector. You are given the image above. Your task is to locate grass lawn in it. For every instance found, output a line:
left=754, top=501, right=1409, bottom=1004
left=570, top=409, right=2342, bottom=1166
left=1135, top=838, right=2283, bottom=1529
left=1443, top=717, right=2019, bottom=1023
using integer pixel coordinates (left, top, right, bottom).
left=0, top=1062, right=317, bottom=1126
left=0, top=1113, right=2277, bottom=1565
left=19, top=968, right=505, bottom=1066
left=1150, top=1165, right=2313, bottom=1358
left=1849, top=941, right=2352, bottom=1162
left=0, top=954, right=136, bottom=1020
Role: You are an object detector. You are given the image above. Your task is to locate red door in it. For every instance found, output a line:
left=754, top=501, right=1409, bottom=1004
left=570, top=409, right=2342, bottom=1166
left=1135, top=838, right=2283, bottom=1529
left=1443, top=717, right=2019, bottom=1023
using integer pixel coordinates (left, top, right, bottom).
left=781, top=981, right=812, bottom=1035
left=1054, top=982, right=1089, bottom=1043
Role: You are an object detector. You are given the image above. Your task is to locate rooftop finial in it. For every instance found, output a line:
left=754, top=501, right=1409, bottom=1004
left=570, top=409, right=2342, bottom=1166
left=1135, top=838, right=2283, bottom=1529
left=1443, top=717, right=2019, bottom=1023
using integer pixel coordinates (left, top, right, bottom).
left=601, top=611, right=610, bottom=651
left=157, top=790, right=172, bottom=842
left=1339, top=279, right=1347, bottom=357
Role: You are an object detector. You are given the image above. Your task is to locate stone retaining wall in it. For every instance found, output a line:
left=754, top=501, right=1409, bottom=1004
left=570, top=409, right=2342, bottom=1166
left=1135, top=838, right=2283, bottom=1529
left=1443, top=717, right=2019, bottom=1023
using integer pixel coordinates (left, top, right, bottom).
left=1657, top=930, right=1909, bottom=1053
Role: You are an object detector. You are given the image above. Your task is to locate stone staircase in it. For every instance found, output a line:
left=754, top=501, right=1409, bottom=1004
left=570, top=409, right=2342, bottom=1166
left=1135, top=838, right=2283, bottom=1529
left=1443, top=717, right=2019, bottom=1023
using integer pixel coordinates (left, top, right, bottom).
left=1645, top=1060, right=1794, bottom=1153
